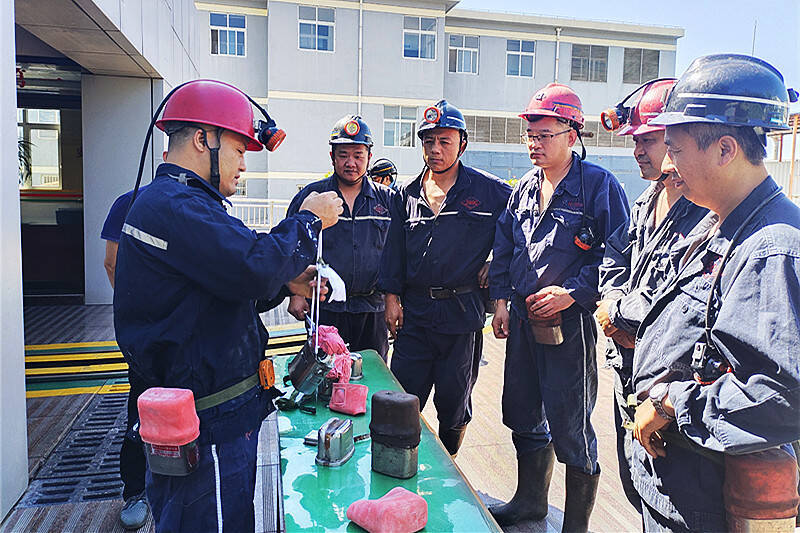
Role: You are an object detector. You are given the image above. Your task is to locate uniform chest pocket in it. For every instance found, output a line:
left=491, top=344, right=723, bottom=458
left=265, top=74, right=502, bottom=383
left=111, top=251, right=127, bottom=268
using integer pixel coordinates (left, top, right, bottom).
left=403, top=219, right=432, bottom=257
left=550, top=209, right=583, bottom=250
left=369, top=217, right=391, bottom=250
left=677, top=275, right=712, bottom=313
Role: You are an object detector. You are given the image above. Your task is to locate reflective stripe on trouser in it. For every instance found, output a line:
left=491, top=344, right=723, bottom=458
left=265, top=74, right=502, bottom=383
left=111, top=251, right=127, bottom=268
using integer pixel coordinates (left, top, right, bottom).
left=391, top=320, right=478, bottom=431
left=502, top=307, right=598, bottom=474
left=145, top=429, right=260, bottom=533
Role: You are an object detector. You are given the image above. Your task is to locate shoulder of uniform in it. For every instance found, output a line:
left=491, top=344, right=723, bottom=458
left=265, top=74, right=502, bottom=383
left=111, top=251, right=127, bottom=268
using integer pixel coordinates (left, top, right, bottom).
left=464, top=165, right=512, bottom=192
left=746, top=199, right=800, bottom=258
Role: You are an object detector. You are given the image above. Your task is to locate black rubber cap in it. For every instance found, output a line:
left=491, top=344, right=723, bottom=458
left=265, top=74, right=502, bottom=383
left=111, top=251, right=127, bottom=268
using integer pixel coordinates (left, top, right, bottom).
left=369, top=390, right=421, bottom=448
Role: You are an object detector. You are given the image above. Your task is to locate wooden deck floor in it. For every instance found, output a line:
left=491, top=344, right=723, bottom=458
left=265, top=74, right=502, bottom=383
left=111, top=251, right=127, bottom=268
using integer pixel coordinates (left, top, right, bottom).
left=421, top=328, right=642, bottom=533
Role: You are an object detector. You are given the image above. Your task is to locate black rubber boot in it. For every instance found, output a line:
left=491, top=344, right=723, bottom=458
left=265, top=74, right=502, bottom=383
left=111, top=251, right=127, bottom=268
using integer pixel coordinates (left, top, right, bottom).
left=489, top=443, right=555, bottom=526
left=561, top=465, right=600, bottom=533
left=439, top=425, right=468, bottom=456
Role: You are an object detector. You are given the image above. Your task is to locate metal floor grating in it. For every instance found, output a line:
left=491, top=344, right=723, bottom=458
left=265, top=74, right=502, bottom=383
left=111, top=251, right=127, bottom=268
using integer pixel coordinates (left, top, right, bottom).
left=19, top=394, right=128, bottom=507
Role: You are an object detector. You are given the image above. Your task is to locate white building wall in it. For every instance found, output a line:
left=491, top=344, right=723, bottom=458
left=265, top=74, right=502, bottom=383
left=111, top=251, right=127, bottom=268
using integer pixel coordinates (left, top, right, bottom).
left=1, top=0, right=29, bottom=519
left=82, top=76, right=163, bottom=305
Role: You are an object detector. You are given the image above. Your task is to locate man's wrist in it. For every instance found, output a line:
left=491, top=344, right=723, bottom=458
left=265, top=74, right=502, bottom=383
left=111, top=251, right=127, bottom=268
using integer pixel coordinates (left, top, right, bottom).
left=649, top=382, right=676, bottom=421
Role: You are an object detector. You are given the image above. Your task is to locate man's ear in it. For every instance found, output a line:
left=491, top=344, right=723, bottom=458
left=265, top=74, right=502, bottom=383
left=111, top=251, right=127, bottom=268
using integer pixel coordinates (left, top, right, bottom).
left=192, top=128, right=207, bottom=152
left=718, top=135, right=738, bottom=167
left=567, top=129, right=578, bottom=147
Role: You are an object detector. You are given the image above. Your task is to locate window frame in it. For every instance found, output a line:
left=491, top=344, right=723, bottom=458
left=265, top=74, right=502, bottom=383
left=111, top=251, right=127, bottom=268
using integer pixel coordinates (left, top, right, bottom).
left=17, top=108, right=63, bottom=190
left=298, top=5, right=335, bottom=53
left=570, top=44, right=608, bottom=82
left=210, top=12, right=247, bottom=57
left=623, top=47, right=661, bottom=85
left=383, top=105, right=417, bottom=148
left=505, top=39, right=536, bottom=78
left=402, top=16, right=437, bottom=61
left=448, top=34, right=479, bottom=75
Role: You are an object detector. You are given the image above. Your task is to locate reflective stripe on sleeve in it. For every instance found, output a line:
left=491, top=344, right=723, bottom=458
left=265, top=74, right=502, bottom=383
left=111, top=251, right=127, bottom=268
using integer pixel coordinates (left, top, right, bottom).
left=122, top=223, right=168, bottom=251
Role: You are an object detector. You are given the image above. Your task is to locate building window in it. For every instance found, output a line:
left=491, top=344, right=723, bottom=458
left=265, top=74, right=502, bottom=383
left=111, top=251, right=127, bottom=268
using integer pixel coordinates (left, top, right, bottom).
left=210, top=13, right=246, bottom=56
left=464, top=115, right=524, bottom=144
left=299, top=6, right=334, bottom=51
left=583, top=120, right=633, bottom=149
left=506, top=39, right=535, bottom=77
left=623, top=48, right=660, bottom=84
left=571, top=44, right=608, bottom=82
left=17, top=108, right=61, bottom=189
left=384, top=106, right=417, bottom=147
left=403, top=16, right=436, bottom=59
left=448, top=34, right=478, bottom=74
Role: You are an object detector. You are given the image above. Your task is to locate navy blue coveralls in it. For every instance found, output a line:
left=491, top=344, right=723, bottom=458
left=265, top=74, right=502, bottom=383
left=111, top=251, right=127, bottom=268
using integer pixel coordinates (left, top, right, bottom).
left=287, top=173, right=395, bottom=360
left=489, top=154, right=629, bottom=473
left=598, top=181, right=707, bottom=508
left=631, top=177, right=800, bottom=532
left=379, top=163, right=511, bottom=432
left=114, top=163, right=320, bottom=533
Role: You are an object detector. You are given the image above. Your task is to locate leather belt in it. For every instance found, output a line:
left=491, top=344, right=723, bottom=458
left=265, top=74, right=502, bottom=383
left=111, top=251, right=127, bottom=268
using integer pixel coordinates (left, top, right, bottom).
left=428, top=286, right=477, bottom=300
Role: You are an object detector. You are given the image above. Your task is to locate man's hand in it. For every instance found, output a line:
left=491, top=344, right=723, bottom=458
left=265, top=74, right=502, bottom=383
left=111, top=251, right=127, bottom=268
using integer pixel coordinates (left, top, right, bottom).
left=528, top=286, right=574, bottom=318
left=478, top=262, right=490, bottom=289
left=384, top=293, right=404, bottom=339
left=286, top=265, right=328, bottom=300
left=594, top=299, right=618, bottom=337
left=287, top=295, right=309, bottom=321
left=611, top=330, right=636, bottom=349
left=632, top=398, right=673, bottom=459
left=492, top=299, right=510, bottom=339
left=299, top=191, right=343, bottom=229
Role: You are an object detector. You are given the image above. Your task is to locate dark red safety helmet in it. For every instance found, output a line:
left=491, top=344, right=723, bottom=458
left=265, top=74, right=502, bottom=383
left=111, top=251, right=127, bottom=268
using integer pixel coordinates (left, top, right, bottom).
left=617, top=79, right=677, bottom=136
left=155, top=79, right=263, bottom=151
left=520, top=83, right=584, bottom=129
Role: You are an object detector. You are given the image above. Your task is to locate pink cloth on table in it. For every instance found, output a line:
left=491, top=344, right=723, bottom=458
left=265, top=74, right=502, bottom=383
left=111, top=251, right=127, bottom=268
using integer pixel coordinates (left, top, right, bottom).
left=329, top=383, right=368, bottom=415
left=346, top=487, right=428, bottom=533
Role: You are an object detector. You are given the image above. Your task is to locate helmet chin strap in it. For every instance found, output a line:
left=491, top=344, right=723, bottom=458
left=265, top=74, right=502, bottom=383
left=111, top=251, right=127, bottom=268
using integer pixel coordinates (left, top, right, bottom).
left=202, top=129, right=222, bottom=191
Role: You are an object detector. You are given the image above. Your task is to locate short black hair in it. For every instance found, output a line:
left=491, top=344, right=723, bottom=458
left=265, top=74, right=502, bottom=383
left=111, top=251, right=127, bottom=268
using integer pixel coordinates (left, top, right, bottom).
left=676, top=123, right=766, bottom=165
left=164, top=121, right=204, bottom=151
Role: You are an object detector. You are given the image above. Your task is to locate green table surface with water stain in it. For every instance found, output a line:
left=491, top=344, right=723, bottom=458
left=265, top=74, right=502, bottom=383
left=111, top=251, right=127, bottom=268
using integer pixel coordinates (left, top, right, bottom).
left=274, top=349, right=501, bottom=532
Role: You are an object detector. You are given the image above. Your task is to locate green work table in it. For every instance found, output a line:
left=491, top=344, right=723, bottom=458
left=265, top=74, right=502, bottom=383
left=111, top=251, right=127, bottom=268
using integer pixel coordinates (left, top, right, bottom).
left=274, top=349, right=501, bottom=532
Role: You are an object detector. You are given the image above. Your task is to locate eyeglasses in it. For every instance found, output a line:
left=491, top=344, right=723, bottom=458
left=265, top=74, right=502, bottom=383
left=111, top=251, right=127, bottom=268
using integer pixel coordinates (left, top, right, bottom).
left=520, top=129, right=571, bottom=144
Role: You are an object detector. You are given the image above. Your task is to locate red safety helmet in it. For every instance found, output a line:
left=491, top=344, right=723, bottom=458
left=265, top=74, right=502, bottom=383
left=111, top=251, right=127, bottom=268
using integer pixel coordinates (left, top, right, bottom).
left=617, top=79, right=677, bottom=136
left=520, top=83, right=584, bottom=129
left=155, top=79, right=263, bottom=151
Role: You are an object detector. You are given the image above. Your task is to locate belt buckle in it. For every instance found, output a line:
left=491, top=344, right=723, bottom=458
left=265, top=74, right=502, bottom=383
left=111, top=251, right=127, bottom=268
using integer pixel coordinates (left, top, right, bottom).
left=429, top=286, right=444, bottom=299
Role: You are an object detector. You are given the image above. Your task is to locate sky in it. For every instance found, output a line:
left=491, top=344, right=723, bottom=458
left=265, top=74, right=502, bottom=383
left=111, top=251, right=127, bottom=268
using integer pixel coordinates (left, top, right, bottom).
left=456, top=0, right=800, bottom=111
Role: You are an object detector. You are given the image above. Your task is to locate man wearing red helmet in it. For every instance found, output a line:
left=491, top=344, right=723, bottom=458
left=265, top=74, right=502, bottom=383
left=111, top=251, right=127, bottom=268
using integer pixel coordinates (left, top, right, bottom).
left=488, top=83, right=629, bottom=532
left=286, top=115, right=394, bottom=360
left=113, top=80, right=342, bottom=532
left=594, top=79, right=708, bottom=513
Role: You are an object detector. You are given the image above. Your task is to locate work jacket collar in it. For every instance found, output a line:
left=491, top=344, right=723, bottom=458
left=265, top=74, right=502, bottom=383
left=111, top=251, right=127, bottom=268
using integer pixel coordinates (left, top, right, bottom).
left=156, top=162, right=231, bottom=205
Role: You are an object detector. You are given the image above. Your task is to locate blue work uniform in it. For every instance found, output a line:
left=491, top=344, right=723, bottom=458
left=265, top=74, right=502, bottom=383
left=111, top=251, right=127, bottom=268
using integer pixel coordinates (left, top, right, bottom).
left=489, top=154, right=629, bottom=473
left=598, top=181, right=708, bottom=509
left=631, top=177, right=800, bottom=531
left=102, top=185, right=150, bottom=502
left=114, top=163, right=321, bottom=533
left=379, top=163, right=511, bottom=431
left=287, top=174, right=395, bottom=359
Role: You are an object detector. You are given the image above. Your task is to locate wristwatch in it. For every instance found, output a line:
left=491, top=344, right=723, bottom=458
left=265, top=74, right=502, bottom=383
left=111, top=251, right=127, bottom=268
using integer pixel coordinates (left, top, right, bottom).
left=648, top=382, right=675, bottom=422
